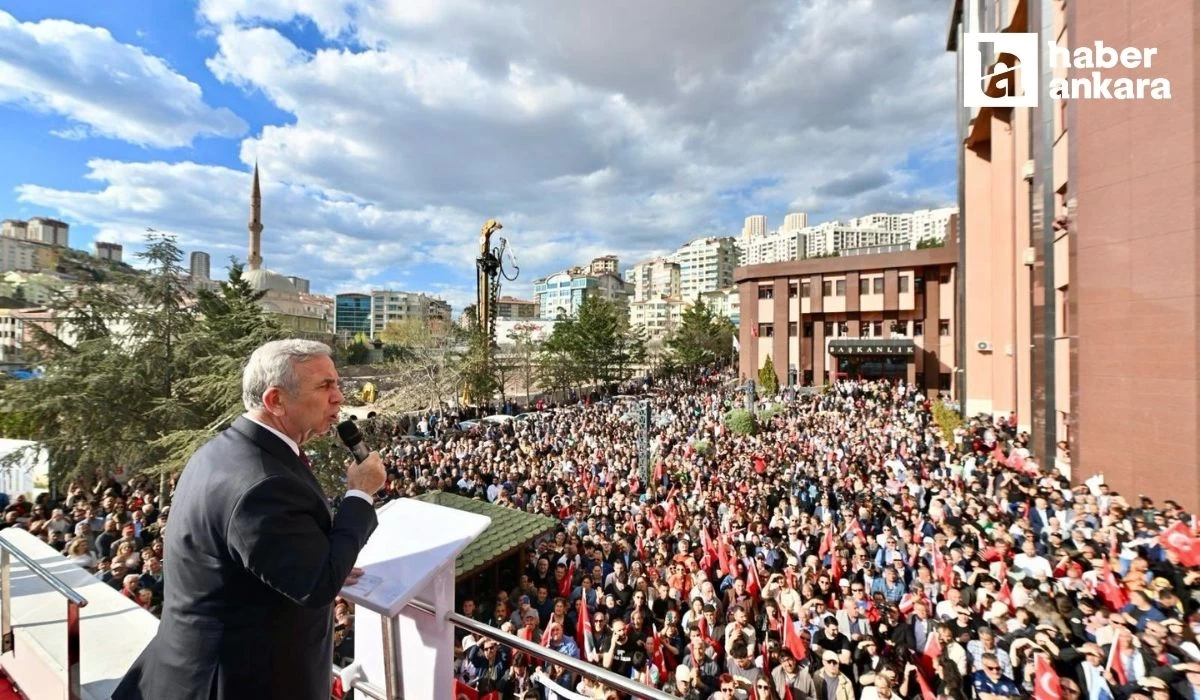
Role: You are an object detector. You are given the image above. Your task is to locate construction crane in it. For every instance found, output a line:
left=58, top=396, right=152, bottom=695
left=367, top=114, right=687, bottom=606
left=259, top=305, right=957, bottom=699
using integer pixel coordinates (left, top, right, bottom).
left=474, top=219, right=519, bottom=394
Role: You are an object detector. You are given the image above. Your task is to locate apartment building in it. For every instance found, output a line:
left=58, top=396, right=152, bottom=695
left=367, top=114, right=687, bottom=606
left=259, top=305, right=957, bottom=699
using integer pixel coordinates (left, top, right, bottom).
left=629, top=297, right=686, bottom=339
left=95, top=242, right=123, bottom=263
left=1, top=218, right=69, bottom=247
left=624, top=258, right=682, bottom=302
left=947, top=0, right=1200, bottom=507
left=370, top=290, right=452, bottom=335
left=669, top=237, right=740, bottom=302
left=496, top=296, right=538, bottom=320
left=533, top=268, right=627, bottom=319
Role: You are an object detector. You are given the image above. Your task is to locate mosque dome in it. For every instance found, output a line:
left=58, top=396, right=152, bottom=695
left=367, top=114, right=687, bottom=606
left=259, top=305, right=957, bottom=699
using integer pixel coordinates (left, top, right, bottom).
left=243, top=267, right=298, bottom=293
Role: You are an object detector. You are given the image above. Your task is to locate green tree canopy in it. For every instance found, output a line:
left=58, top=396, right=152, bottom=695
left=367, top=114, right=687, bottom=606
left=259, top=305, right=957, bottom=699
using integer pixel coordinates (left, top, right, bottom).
left=665, top=299, right=735, bottom=371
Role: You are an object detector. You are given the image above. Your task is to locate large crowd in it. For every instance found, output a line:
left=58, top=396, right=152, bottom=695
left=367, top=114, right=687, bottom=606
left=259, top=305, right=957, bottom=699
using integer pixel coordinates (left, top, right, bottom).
left=4, top=373, right=1200, bottom=700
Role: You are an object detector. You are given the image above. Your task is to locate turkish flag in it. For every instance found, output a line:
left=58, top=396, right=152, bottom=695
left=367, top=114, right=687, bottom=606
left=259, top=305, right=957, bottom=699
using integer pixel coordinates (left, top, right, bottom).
left=1034, top=654, right=1062, bottom=700
left=1159, top=521, right=1200, bottom=566
left=455, top=679, right=479, bottom=700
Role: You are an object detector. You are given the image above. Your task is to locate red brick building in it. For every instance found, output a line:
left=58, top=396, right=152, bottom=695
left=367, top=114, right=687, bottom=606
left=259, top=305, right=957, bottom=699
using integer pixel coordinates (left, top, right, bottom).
left=735, top=240, right=959, bottom=397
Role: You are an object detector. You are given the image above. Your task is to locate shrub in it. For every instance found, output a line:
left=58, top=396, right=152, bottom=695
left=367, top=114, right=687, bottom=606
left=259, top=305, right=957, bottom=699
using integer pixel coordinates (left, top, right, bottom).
left=724, top=408, right=756, bottom=436
left=758, top=355, right=780, bottom=397
left=931, top=398, right=963, bottom=444
left=759, top=403, right=782, bottom=423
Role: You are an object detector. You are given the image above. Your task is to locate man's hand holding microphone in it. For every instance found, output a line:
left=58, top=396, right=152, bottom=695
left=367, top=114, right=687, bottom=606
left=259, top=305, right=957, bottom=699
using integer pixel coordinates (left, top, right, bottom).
left=337, top=420, right=387, bottom=587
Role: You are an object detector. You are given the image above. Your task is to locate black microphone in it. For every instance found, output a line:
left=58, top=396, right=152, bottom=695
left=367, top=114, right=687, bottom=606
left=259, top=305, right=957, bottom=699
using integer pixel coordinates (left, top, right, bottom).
left=336, top=420, right=370, bottom=463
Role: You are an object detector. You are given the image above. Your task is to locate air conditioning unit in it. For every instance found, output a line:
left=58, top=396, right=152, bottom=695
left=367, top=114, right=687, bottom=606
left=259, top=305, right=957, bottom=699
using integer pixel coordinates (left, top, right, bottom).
left=1022, top=160, right=1036, bottom=181
left=977, top=340, right=993, bottom=352
left=1023, top=247, right=1036, bottom=266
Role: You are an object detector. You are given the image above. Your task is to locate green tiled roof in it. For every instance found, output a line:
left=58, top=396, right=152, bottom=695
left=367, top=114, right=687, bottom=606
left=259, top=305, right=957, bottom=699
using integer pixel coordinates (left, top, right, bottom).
left=413, top=491, right=559, bottom=581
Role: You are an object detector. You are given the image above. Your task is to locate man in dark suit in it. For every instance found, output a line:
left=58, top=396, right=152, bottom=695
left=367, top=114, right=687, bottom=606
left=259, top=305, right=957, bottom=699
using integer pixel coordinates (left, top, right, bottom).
left=113, top=339, right=386, bottom=700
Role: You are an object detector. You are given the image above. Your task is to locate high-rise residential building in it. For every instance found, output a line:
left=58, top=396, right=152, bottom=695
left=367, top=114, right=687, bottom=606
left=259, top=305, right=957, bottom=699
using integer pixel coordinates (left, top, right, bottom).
left=370, top=290, right=452, bottom=335
left=740, top=229, right=806, bottom=266
left=334, top=293, right=372, bottom=340
left=699, top=287, right=740, bottom=324
left=908, top=208, right=958, bottom=246
left=1, top=218, right=69, bottom=247
left=670, top=237, right=740, bottom=302
left=948, top=0, right=1200, bottom=508
left=741, top=215, right=767, bottom=239
left=94, top=242, right=123, bottom=263
left=804, top=222, right=910, bottom=258
left=533, top=266, right=627, bottom=319
left=0, top=237, right=56, bottom=274
left=629, top=297, right=686, bottom=339
left=190, top=251, right=211, bottom=279
left=496, top=296, right=538, bottom=320
left=782, top=212, right=809, bottom=232
left=588, top=255, right=619, bottom=276
left=624, top=258, right=682, bottom=302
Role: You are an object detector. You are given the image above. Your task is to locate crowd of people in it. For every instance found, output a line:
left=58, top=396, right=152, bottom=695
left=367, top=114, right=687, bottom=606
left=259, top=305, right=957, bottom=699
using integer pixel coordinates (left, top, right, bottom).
left=5, top=372, right=1200, bottom=700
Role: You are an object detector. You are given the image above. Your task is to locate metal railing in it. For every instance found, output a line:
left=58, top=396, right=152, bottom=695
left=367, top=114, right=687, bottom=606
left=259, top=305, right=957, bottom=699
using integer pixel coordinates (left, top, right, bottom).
left=334, top=597, right=676, bottom=700
left=0, top=537, right=89, bottom=700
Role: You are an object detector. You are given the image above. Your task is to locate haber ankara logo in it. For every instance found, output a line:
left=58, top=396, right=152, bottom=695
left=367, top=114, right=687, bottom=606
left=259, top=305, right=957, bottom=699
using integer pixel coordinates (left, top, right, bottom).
left=963, top=32, right=1039, bottom=107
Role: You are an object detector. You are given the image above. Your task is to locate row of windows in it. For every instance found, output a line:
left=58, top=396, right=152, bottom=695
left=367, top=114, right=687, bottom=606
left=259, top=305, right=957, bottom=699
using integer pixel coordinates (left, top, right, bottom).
left=756, top=319, right=952, bottom=338
left=758, top=275, right=915, bottom=299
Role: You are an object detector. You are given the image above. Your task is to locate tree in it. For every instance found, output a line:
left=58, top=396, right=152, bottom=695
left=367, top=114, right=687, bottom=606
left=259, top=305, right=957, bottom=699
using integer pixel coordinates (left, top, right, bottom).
left=376, top=318, right=468, bottom=414
left=538, top=296, right=645, bottom=395
left=506, top=322, right=542, bottom=404
left=758, top=354, right=780, bottom=397
left=0, top=243, right=300, bottom=491
left=0, top=232, right=200, bottom=486
left=666, top=299, right=735, bottom=371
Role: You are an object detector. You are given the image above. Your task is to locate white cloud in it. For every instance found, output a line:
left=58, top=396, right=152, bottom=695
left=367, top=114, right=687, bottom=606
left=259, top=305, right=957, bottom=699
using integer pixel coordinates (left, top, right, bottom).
left=17, top=0, right=958, bottom=307
left=0, top=10, right=246, bottom=148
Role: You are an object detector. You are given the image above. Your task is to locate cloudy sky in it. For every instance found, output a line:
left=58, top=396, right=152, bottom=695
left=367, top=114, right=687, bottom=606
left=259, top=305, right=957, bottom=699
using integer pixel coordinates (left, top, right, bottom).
left=0, top=0, right=957, bottom=310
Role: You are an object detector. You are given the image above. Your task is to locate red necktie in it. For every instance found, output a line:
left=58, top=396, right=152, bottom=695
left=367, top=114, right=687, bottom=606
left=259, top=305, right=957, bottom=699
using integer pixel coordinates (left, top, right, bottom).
left=298, top=451, right=312, bottom=470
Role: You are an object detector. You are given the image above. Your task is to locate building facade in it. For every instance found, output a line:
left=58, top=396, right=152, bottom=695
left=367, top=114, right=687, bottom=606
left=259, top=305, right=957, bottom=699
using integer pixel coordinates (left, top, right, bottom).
left=334, top=293, right=372, bottom=340
left=370, top=290, right=452, bottom=335
left=736, top=243, right=958, bottom=394
left=587, top=255, right=619, bottom=276
left=669, top=237, right=740, bottom=302
left=629, top=297, right=686, bottom=339
left=533, top=269, right=627, bottom=318
left=740, top=230, right=806, bottom=266
left=0, top=237, right=56, bottom=274
left=948, top=0, right=1200, bottom=508
left=625, top=258, right=682, bottom=302
left=1, top=218, right=69, bottom=247
left=95, top=242, right=123, bottom=263
left=190, top=251, right=211, bottom=280
left=496, top=296, right=538, bottom=320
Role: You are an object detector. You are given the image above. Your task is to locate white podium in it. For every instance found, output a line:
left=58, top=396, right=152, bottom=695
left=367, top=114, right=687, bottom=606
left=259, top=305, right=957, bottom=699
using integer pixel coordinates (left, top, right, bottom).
left=339, top=498, right=490, bottom=699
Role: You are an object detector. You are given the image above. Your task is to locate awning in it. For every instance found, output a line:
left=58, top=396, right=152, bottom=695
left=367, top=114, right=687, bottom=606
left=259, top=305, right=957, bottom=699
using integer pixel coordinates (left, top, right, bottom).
left=828, top=338, right=917, bottom=357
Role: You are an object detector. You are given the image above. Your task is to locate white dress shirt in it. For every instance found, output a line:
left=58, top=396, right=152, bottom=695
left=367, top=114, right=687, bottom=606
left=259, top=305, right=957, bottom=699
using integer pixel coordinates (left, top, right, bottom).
left=244, top=415, right=373, bottom=505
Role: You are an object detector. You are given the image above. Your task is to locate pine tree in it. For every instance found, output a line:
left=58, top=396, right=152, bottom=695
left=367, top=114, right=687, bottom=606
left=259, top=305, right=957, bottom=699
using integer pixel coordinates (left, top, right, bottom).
left=758, top=354, right=780, bottom=397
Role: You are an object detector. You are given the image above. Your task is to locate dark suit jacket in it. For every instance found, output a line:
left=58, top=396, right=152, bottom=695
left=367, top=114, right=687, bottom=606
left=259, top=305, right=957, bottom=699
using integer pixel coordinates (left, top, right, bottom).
left=113, top=417, right=378, bottom=700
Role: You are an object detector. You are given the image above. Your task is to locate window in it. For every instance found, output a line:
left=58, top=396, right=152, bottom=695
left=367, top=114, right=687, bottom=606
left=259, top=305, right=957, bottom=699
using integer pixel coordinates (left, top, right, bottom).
left=916, top=372, right=925, bottom=389
left=914, top=320, right=924, bottom=336
left=939, top=320, right=951, bottom=336
left=835, top=280, right=846, bottom=296
left=788, top=322, right=798, bottom=337
left=939, top=373, right=951, bottom=391
left=824, top=322, right=835, bottom=337
left=758, top=285, right=774, bottom=300
left=871, top=321, right=883, bottom=337
left=801, top=281, right=811, bottom=297
left=803, top=322, right=813, bottom=337
left=759, top=323, right=774, bottom=337
left=838, top=322, right=849, bottom=336
left=873, top=277, right=884, bottom=295
left=1058, top=287, right=1069, bottom=336
left=788, top=282, right=799, bottom=299
left=898, top=276, right=909, bottom=293
left=822, top=280, right=833, bottom=296
left=859, top=278, right=870, bottom=295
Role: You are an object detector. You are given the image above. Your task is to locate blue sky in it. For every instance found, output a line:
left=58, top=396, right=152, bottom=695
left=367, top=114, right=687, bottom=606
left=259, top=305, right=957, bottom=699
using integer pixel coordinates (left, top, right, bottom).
left=0, top=0, right=957, bottom=309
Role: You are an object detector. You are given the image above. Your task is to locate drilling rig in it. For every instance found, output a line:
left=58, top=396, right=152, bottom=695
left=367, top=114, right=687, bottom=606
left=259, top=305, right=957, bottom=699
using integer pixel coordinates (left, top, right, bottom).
left=473, top=219, right=519, bottom=400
